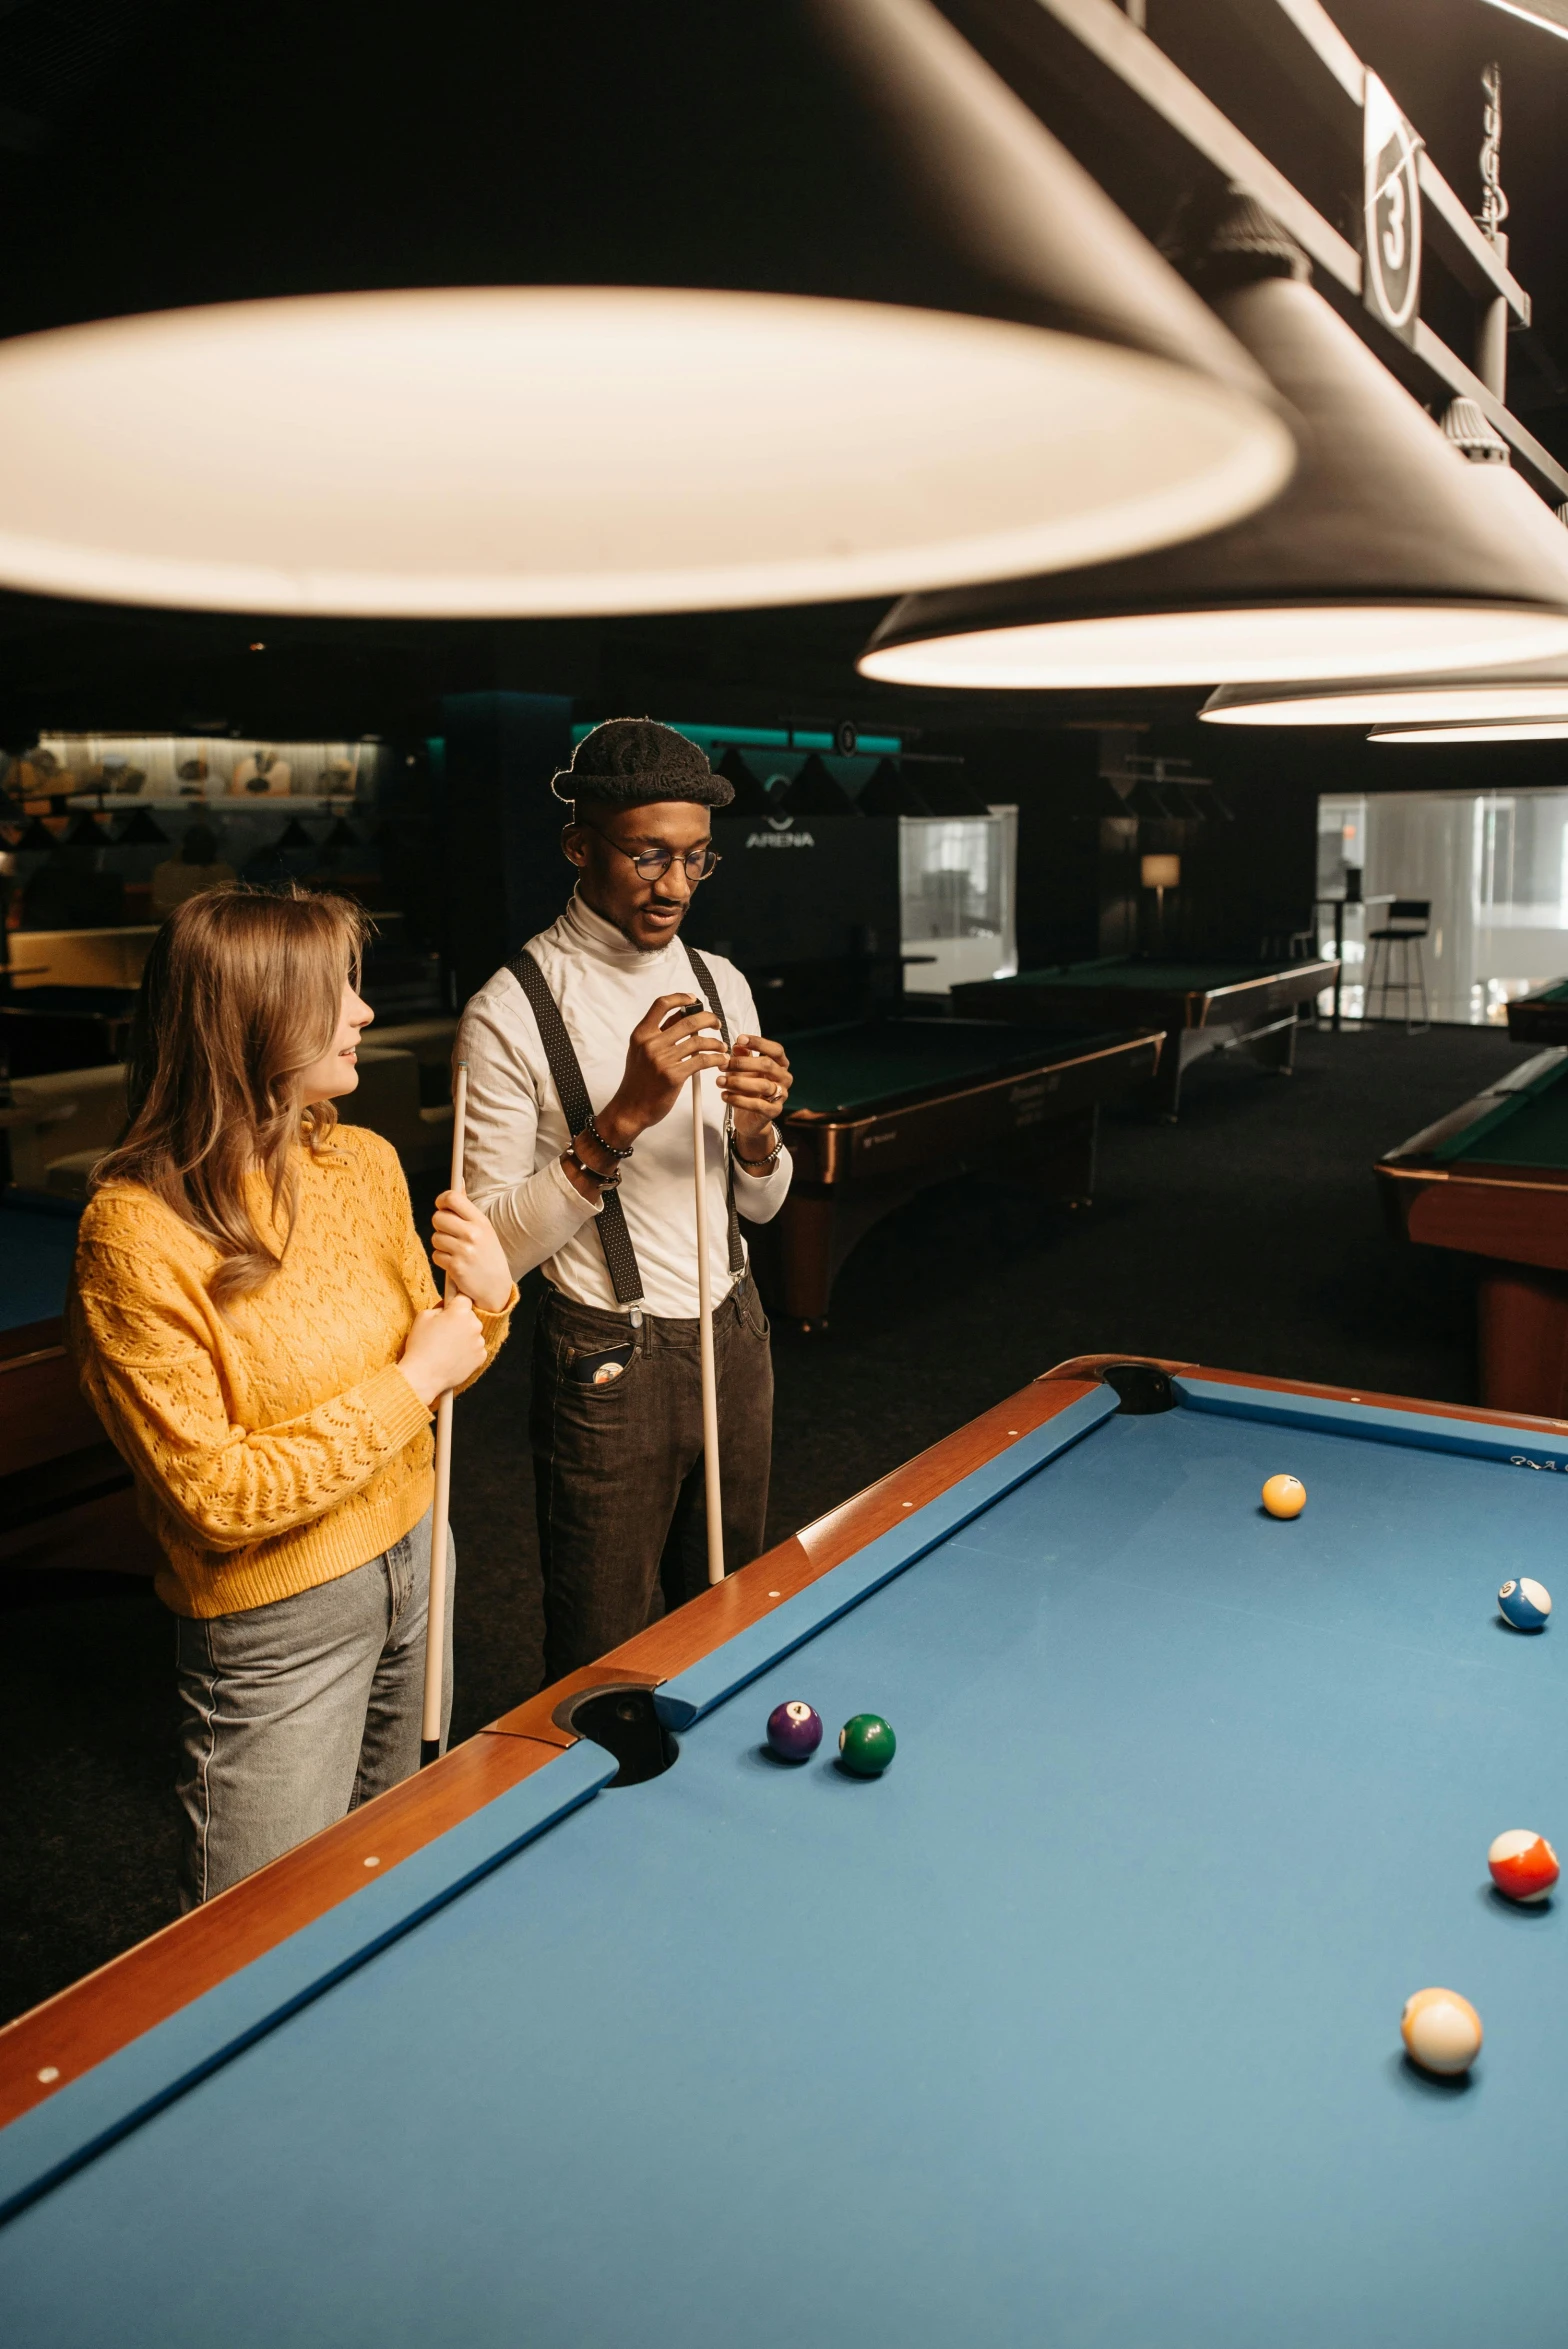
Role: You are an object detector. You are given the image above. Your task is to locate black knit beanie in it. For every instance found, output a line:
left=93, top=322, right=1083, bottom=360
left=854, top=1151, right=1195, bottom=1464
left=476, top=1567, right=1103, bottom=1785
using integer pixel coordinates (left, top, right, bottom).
left=551, top=718, right=734, bottom=810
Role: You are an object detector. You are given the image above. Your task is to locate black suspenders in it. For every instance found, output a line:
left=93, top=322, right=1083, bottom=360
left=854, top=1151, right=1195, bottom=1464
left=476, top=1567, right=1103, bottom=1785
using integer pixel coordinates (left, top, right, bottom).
left=506, top=942, right=744, bottom=1311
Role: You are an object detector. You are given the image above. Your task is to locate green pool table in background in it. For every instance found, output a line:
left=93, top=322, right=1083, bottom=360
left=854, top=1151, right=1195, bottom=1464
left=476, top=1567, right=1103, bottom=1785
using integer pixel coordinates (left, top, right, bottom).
left=1379, top=1044, right=1568, bottom=1418
left=762, top=1015, right=1162, bottom=1326
left=952, top=954, right=1338, bottom=1120
left=1506, top=978, right=1568, bottom=1046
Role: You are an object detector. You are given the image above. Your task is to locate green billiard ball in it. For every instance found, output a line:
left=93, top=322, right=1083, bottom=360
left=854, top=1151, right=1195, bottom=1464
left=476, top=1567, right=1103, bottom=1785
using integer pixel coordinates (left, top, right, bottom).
left=838, top=1713, right=896, bottom=1775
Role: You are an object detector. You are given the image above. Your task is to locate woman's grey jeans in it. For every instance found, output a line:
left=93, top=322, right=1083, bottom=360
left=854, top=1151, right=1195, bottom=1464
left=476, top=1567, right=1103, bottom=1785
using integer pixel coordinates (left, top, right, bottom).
left=173, top=1507, right=454, bottom=1908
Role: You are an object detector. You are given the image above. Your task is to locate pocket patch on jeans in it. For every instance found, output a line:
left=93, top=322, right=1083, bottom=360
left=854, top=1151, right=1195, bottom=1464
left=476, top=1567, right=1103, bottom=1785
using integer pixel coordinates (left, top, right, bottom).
left=567, top=1340, right=635, bottom=1388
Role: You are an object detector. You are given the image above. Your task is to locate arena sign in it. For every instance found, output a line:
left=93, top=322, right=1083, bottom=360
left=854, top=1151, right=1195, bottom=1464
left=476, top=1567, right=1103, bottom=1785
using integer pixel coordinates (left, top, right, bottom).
left=745, top=815, right=816, bottom=849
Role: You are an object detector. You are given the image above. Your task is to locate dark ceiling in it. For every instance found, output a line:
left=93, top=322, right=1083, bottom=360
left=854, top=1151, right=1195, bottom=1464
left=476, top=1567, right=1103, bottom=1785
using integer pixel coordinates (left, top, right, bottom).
left=0, top=0, right=1562, bottom=750
left=1332, top=0, right=1568, bottom=444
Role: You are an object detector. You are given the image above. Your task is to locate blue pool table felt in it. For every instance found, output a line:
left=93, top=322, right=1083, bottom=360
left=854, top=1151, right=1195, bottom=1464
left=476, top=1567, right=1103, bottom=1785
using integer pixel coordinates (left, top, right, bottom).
left=5, top=1378, right=1568, bottom=2348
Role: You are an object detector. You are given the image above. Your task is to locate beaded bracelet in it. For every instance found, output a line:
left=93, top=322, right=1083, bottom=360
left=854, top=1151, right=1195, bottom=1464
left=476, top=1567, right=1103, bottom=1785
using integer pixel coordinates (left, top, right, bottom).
left=732, top=1128, right=783, bottom=1173
left=585, top=1116, right=633, bottom=1161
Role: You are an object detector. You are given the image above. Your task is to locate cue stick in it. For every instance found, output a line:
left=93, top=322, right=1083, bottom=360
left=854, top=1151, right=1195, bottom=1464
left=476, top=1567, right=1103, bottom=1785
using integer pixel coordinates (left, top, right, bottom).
left=692, top=1055, right=725, bottom=1585
left=420, top=1059, right=468, bottom=1767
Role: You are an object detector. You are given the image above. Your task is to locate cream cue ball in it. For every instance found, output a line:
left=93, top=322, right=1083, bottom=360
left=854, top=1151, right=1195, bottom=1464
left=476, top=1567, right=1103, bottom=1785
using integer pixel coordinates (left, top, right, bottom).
left=1401, top=1988, right=1483, bottom=2075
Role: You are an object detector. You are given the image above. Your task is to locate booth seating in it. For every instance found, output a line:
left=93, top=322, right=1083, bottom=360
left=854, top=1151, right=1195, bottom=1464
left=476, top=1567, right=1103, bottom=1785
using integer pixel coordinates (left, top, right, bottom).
left=367, top=1019, right=459, bottom=1110
left=5, top=1033, right=456, bottom=1199
left=347, top=1046, right=453, bottom=1175
left=5, top=1067, right=125, bottom=1193
left=8, top=926, right=158, bottom=991
left=0, top=1186, right=160, bottom=1578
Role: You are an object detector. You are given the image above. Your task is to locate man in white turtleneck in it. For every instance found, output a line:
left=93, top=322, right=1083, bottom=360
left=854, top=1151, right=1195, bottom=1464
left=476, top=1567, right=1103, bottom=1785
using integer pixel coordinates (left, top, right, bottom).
left=458, top=719, right=793, bottom=1678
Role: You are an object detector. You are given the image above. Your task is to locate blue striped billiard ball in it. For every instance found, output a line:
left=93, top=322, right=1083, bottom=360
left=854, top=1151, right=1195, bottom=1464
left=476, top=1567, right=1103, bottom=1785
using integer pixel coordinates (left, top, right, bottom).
left=767, top=1701, right=823, bottom=1761
left=1499, top=1577, right=1552, bottom=1631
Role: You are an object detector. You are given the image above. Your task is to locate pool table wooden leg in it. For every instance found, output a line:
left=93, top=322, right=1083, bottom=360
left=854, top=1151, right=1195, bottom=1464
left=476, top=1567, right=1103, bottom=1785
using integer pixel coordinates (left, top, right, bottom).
left=1146, top=1017, right=1295, bottom=1121
left=749, top=1190, right=832, bottom=1325
left=752, top=1116, right=1102, bottom=1329
left=1241, top=1015, right=1298, bottom=1075
left=752, top=1185, right=923, bottom=1328
left=1477, top=1268, right=1568, bottom=1419
left=1147, top=1031, right=1187, bottom=1121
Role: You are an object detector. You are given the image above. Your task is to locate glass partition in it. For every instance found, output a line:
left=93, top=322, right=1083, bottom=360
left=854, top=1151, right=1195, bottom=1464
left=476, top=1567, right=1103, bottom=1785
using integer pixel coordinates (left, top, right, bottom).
left=898, top=808, right=1018, bottom=995
left=1319, top=786, right=1568, bottom=1024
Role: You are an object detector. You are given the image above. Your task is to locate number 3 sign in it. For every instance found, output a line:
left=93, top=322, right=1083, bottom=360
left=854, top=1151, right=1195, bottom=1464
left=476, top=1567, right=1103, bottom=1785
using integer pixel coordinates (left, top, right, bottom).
left=1363, top=71, right=1423, bottom=346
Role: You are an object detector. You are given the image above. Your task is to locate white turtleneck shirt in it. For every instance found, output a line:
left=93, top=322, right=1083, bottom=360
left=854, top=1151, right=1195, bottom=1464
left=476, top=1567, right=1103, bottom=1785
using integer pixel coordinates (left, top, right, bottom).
left=456, top=893, right=792, bottom=1318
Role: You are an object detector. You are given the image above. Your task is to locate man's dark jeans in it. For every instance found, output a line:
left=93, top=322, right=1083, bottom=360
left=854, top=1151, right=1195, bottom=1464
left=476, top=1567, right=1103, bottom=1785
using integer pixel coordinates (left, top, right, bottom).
left=530, top=1274, right=774, bottom=1680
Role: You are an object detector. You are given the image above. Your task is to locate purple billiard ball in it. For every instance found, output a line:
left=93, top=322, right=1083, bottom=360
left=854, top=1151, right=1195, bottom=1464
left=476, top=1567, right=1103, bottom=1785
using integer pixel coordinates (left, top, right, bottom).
left=766, top=1700, right=823, bottom=1761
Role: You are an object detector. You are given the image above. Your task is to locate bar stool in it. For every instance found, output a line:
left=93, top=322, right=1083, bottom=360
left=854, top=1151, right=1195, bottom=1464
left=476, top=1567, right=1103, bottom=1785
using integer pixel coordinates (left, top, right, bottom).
left=1365, top=899, right=1431, bottom=1032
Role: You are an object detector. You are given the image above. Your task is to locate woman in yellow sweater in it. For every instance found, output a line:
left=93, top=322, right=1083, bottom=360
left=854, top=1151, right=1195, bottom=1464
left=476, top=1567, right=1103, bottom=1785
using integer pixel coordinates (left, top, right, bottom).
left=69, top=887, right=515, bottom=1906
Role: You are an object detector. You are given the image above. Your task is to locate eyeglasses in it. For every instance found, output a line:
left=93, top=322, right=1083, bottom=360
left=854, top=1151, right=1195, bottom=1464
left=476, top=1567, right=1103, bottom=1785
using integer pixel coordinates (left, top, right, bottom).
left=581, top=820, right=721, bottom=884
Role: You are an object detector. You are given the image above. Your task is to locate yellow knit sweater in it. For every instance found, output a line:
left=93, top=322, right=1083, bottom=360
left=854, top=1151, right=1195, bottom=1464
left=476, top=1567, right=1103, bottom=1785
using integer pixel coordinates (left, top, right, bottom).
left=68, top=1126, right=512, bottom=1619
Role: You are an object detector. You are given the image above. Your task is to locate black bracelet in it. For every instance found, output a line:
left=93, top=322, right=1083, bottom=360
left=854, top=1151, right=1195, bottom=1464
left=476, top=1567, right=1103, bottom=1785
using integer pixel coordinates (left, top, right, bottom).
left=732, top=1129, right=783, bottom=1172
left=585, top=1117, right=633, bottom=1161
left=565, top=1147, right=622, bottom=1189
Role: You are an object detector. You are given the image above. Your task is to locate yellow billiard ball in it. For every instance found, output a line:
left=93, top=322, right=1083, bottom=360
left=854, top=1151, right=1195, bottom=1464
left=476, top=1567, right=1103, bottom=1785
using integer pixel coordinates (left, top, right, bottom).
left=1261, top=1473, right=1306, bottom=1519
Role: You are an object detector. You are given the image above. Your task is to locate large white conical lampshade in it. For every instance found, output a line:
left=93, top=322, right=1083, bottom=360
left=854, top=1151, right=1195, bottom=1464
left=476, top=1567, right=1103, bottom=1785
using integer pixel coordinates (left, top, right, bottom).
left=858, top=199, right=1568, bottom=690
left=1199, top=401, right=1568, bottom=727
left=0, top=0, right=1290, bottom=619
left=1201, top=660, right=1568, bottom=726
left=1372, top=717, right=1568, bottom=742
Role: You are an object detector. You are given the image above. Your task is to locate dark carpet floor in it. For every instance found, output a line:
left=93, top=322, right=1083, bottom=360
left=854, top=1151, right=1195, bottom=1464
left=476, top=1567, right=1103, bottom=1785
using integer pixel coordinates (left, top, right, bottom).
left=0, top=1020, right=1531, bottom=2025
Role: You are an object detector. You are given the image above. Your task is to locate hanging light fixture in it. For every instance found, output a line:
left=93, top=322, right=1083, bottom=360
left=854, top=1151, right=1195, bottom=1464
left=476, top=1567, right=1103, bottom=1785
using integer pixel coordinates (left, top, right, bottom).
left=0, top=0, right=1288, bottom=620
left=857, top=757, right=931, bottom=816
left=1201, top=661, right=1568, bottom=726
left=276, top=818, right=315, bottom=851
left=1200, top=401, right=1568, bottom=728
left=64, top=808, right=111, bottom=847
left=1476, top=0, right=1568, bottom=38
left=115, top=806, right=170, bottom=845
left=1372, top=716, right=1568, bottom=743
left=713, top=747, right=771, bottom=816
left=778, top=754, right=858, bottom=817
left=1438, top=396, right=1568, bottom=560
left=14, top=813, right=58, bottom=853
left=858, top=196, right=1568, bottom=691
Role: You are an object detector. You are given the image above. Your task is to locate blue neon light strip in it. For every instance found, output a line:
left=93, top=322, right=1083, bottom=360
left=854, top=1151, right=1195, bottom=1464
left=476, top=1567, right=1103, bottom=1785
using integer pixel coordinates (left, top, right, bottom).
left=569, top=720, right=902, bottom=755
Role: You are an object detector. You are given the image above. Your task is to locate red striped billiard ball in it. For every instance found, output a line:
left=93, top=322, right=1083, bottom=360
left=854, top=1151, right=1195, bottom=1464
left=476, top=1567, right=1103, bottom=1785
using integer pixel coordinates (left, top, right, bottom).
left=1488, top=1829, right=1560, bottom=1903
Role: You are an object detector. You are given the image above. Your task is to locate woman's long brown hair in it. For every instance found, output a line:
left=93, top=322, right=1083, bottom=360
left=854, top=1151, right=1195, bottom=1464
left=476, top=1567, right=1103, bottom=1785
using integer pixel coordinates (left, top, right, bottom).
left=94, top=885, right=370, bottom=1304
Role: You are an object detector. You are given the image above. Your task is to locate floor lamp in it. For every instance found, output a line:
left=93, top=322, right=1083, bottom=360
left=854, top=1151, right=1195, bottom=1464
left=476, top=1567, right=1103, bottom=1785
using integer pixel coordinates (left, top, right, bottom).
left=1141, top=853, right=1181, bottom=952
